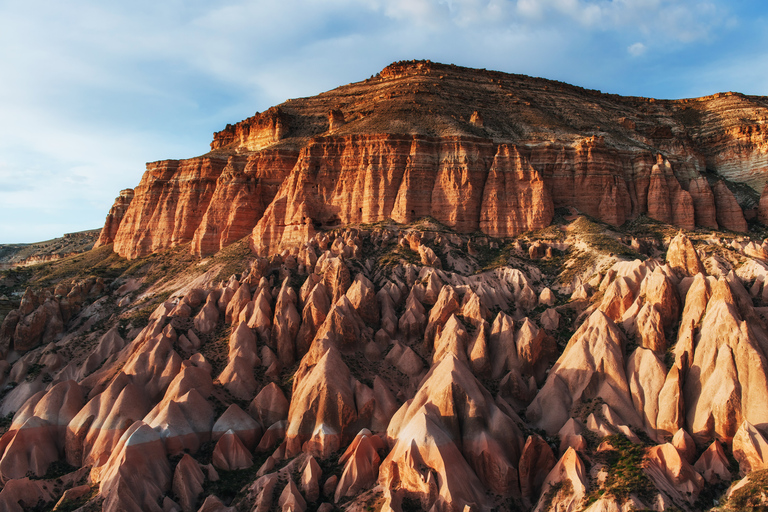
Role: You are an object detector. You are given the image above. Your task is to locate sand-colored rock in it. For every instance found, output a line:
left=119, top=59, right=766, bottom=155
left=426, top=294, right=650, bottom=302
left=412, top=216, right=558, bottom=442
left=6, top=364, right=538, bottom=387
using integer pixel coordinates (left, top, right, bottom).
left=533, top=447, right=588, bottom=512
left=671, top=428, right=697, bottom=465
left=626, top=347, right=666, bottom=440
left=732, top=420, right=768, bottom=475
left=278, top=478, right=307, bottom=512
left=424, top=285, right=461, bottom=350
left=694, top=441, right=732, bottom=484
left=519, top=434, right=556, bottom=502
left=271, top=279, right=301, bottom=367
left=300, top=456, right=323, bottom=503
left=285, top=346, right=357, bottom=458
left=644, top=443, right=704, bottom=505
left=527, top=310, right=639, bottom=435
left=194, top=292, right=220, bottom=335
left=666, top=232, right=705, bottom=277
left=334, top=429, right=385, bottom=502
left=386, top=355, right=524, bottom=498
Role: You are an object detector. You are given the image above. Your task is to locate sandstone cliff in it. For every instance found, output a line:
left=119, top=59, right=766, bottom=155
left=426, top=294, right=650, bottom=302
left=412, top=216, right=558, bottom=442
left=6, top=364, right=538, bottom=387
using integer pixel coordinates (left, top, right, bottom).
left=94, top=189, right=134, bottom=248
left=98, top=60, right=768, bottom=259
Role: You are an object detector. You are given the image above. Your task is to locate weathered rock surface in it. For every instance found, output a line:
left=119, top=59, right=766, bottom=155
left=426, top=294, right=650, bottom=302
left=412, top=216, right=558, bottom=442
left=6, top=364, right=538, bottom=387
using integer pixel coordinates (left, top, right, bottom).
left=95, top=188, right=135, bottom=248
left=107, top=61, right=768, bottom=260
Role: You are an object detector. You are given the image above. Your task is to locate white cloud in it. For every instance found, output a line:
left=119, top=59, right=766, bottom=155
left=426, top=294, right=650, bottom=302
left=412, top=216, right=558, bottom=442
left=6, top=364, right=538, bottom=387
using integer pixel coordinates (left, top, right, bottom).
left=628, top=42, right=647, bottom=56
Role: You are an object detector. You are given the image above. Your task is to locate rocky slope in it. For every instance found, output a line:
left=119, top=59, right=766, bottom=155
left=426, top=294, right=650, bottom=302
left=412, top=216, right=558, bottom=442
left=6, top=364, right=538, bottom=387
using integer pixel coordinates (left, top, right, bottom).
left=100, top=60, right=768, bottom=260
left=0, top=230, right=101, bottom=270
left=2, top=212, right=768, bottom=511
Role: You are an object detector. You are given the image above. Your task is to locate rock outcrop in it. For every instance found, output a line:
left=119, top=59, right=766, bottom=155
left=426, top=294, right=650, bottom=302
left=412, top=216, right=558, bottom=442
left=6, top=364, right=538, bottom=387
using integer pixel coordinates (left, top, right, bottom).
left=95, top=189, right=134, bottom=247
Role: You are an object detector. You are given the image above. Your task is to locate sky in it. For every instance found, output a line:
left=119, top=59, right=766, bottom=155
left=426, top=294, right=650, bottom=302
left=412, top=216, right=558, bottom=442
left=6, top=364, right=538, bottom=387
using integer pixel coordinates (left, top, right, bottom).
left=0, top=0, right=766, bottom=243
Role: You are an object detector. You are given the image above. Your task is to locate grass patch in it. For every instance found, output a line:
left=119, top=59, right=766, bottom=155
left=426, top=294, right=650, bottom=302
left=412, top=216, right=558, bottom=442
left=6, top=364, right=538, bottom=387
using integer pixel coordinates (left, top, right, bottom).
left=722, top=469, right=768, bottom=511
left=584, top=434, right=655, bottom=506
left=377, top=245, right=420, bottom=268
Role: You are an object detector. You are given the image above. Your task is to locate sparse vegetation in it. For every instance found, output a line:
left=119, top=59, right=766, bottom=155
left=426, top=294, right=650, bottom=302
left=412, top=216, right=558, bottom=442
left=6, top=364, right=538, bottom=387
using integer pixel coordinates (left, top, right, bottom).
left=721, top=469, right=768, bottom=511
left=584, top=434, right=655, bottom=506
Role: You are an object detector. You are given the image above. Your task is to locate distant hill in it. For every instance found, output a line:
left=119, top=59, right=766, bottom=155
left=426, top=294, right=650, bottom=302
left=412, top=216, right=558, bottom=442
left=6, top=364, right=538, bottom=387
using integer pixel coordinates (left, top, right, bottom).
left=0, top=228, right=100, bottom=269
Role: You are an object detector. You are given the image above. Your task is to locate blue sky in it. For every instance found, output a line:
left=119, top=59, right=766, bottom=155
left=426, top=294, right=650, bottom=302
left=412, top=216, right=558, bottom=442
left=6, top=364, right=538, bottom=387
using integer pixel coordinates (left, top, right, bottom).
left=0, top=0, right=766, bottom=243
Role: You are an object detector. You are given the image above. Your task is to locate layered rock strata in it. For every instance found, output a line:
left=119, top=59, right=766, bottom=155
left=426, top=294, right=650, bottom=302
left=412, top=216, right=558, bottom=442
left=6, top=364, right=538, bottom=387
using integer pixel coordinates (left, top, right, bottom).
left=100, top=61, right=768, bottom=260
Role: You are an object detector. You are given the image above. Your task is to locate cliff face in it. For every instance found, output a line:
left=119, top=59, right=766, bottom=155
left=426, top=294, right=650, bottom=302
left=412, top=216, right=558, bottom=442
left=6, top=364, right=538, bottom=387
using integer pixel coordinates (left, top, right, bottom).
left=94, top=189, right=134, bottom=248
left=112, top=158, right=227, bottom=259
left=100, top=60, right=768, bottom=259
left=251, top=135, right=554, bottom=256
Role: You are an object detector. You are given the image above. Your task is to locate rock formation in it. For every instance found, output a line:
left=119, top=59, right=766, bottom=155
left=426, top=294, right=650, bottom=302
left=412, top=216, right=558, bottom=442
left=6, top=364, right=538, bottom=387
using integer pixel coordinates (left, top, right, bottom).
left=96, top=61, right=768, bottom=260
left=10, top=60, right=768, bottom=511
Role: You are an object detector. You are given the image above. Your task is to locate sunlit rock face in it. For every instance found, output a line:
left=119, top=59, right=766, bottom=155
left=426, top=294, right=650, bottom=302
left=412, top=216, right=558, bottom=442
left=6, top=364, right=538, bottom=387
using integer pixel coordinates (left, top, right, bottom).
left=99, top=60, right=768, bottom=260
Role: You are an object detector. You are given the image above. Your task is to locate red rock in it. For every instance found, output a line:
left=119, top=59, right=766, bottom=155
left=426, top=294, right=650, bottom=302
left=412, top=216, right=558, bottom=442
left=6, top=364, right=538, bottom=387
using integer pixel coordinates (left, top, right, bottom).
left=98, top=421, right=171, bottom=512
left=212, top=404, right=262, bottom=450
left=249, top=383, right=290, bottom=429
left=760, top=183, right=768, bottom=225
left=646, top=156, right=695, bottom=230
left=278, top=478, right=306, bottom=512
left=518, top=434, right=556, bottom=501
left=212, top=429, right=253, bottom=471
left=192, top=151, right=296, bottom=256
left=688, top=177, right=718, bottom=229
left=173, top=453, right=205, bottom=512
left=113, top=158, right=229, bottom=259
left=95, top=188, right=135, bottom=248
left=713, top=180, right=748, bottom=232
left=479, top=144, right=554, bottom=237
